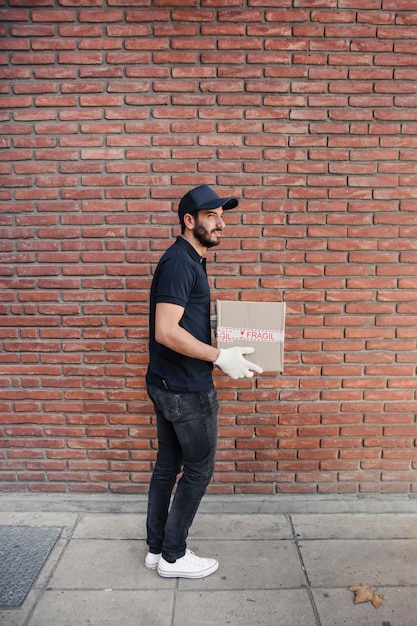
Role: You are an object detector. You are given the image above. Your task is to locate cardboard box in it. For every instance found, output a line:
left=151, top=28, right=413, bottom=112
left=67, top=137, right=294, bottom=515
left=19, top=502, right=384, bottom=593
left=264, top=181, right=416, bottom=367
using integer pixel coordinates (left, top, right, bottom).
left=215, top=300, right=285, bottom=372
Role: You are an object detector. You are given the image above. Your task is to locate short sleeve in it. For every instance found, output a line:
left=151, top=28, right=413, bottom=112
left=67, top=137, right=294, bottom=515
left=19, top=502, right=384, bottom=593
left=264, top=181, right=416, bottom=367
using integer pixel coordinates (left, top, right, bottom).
left=154, top=257, right=196, bottom=308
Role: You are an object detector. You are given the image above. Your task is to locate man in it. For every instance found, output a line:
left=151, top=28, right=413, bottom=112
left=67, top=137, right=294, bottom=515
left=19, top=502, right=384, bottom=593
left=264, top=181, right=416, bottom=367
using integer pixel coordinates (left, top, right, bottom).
left=145, top=184, right=263, bottom=579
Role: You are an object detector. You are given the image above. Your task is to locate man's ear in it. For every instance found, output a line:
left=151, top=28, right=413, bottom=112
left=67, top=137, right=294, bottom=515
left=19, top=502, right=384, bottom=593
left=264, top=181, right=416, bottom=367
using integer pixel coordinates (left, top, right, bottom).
left=183, top=212, right=196, bottom=229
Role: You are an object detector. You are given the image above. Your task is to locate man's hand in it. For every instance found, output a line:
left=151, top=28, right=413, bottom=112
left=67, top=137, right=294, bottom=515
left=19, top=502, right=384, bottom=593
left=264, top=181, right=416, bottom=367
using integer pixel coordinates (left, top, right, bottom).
left=214, top=347, right=263, bottom=379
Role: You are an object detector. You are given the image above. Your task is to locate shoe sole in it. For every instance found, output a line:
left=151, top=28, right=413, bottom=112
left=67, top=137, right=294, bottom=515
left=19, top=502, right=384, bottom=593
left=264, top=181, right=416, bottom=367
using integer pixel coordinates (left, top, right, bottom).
left=144, top=562, right=159, bottom=570
left=144, top=554, right=161, bottom=571
left=157, top=561, right=219, bottom=579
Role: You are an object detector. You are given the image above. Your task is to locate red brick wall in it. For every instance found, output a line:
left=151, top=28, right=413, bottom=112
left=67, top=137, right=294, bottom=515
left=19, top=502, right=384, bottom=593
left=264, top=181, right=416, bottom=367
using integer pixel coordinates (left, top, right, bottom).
left=1, top=1, right=417, bottom=495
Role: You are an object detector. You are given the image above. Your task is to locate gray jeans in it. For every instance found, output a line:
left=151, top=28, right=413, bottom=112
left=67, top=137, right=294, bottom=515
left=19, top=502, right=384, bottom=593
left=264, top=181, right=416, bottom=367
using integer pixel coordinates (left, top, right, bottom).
left=146, top=384, right=219, bottom=562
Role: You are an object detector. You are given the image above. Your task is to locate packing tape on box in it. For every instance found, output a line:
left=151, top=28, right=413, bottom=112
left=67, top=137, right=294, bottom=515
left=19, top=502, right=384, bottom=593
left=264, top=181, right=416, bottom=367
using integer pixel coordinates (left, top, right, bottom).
left=216, top=327, right=285, bottom=343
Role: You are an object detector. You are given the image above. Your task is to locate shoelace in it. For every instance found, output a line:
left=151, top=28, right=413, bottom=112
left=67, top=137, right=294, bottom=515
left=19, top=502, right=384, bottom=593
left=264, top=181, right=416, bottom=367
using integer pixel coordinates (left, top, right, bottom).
left=184, top=550, right=202, bottom=563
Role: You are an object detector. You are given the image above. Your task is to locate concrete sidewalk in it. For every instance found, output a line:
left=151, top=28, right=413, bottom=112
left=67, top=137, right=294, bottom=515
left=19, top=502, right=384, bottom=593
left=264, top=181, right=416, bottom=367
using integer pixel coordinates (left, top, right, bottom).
left=1, top=493, right=417, bottom=625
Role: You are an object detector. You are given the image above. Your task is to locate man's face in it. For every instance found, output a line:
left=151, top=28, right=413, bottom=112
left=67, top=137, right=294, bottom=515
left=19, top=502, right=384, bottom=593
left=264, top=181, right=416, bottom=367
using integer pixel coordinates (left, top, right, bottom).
left=192, top=207, right=226, bottom=248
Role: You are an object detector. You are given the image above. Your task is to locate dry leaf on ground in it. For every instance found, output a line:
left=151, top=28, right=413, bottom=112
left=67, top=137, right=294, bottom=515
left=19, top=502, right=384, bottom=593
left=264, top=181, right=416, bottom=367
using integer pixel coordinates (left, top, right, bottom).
left=348, top=582, right=386, bottom=609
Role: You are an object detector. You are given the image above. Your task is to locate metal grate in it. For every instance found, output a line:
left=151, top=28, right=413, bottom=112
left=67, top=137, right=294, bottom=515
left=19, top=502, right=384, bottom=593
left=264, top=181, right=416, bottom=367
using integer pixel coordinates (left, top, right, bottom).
left=0, top=525, right=62, bottom=608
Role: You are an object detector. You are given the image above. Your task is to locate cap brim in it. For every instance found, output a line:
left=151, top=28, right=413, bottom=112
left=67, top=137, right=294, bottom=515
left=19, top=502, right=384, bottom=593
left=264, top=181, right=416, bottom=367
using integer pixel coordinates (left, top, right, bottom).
left=198, top=196, right=239, bottom=211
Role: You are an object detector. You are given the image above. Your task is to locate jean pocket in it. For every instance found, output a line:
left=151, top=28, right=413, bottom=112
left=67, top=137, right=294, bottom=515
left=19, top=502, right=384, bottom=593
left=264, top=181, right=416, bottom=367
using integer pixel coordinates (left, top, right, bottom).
left=205, top=387, right=220, bottom=417
left=148, top=385, right=182, bottom=423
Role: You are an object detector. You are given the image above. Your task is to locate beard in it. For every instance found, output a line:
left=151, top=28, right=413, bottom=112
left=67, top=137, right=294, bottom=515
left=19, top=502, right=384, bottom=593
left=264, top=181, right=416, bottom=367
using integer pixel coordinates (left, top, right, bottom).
left=192, top=221, right=221, bottom=248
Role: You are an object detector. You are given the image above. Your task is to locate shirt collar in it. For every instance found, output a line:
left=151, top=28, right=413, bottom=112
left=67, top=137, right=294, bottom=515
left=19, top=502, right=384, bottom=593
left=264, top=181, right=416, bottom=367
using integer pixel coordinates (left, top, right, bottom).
left=175, top=235, right=205, bottom=265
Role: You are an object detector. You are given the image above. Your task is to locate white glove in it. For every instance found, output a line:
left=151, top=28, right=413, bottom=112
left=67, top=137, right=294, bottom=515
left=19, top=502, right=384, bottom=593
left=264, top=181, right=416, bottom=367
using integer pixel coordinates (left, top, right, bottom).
left=214, top=347, right=263, bottom=379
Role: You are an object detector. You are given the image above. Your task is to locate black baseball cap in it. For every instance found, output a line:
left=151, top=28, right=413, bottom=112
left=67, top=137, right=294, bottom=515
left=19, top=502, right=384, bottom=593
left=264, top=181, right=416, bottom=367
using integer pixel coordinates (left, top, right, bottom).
left=178, top=185, right=239, bottom=222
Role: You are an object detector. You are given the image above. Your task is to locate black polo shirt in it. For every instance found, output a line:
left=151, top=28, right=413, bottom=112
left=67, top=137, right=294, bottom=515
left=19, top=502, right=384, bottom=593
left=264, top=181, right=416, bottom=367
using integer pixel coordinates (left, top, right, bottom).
left=146, top=236, right=214, bottom=393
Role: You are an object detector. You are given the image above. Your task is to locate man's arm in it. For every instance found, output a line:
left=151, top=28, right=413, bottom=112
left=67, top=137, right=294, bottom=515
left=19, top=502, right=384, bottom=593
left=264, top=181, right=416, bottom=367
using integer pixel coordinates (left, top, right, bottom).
left=155, top=302, right=263, bottom=379
left=155, top=302, right=219, bottom=362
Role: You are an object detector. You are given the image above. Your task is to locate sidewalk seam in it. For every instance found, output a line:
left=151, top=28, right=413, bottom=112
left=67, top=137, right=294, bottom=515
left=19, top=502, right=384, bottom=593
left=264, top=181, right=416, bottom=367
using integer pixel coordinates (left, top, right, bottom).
left=288, top=513, right=322, bottom=626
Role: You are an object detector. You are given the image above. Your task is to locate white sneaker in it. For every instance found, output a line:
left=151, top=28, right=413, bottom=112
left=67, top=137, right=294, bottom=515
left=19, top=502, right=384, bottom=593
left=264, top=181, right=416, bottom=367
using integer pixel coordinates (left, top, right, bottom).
left=157, top=549, right=219, bottom=579
left=144, top=552, right=161, bottom=570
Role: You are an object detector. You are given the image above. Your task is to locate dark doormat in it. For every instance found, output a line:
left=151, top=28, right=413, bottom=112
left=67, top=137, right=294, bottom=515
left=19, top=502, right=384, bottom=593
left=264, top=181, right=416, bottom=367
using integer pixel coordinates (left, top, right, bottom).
left=0, top=525, right=62, bottom=608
